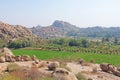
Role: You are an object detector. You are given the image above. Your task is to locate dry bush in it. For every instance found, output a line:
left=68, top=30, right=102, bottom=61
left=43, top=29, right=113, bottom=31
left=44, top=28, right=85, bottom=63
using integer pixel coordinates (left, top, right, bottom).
left=0, top=74, right=20, bottom=80
left=6, top=63, right=20, bottom=72
left=7, top=66, right=30, bottom=80
left=78, top=59, right=85, bottom=64
left=10, top=69, right=27, bottom=80
left=9, top=65, right=42, bottom=80
left=89, top=59, right=95, bottom=63
left=11, top=71, right=26, bottom=80
left=27, top=65, right=42, bottom=80
left=11, top=65, right=42, bottom=80
left=75, top=72, right=87, bottom=80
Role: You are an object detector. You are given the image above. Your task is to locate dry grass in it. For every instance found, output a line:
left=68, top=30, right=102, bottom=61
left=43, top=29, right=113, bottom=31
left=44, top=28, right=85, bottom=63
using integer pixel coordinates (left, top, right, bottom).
left=27, top=65, right=42, bottom=80
left=4, top=64, right=44, bottom=80
left=0, top=74, right=20, bottom=80
left=6, top=63, right=20, bottom=72
left=59, top=61, right=71, bottom=72
left=91, top=67, right=97, bottom=74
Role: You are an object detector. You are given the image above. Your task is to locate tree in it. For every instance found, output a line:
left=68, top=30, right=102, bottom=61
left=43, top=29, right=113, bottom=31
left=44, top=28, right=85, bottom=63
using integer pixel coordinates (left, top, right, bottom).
left=59, top=38, right=65, bottom=45
left=8, top=42, right=16, bottom=48
left=7, top=40, right=31, bottom=49
left=105, top=37, right=109, bottom=42
left=69, top=40, right=80, bottom=46
left=81, top=39, right=88, bottom=48
left=114, top=37, right=118, bottom=44
left=102, top=38, right=105, bottom=43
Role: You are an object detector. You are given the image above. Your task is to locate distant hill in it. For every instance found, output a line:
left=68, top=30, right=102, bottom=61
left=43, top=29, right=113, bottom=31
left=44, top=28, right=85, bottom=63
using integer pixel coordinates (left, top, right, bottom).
left=31, top=25, right=64, bottom=38
left=31, top=20, right=120, bottom=38
left=77, top=26, right=120, bottom=37
left=31, top=20, right=80, bottom=38
left=52, top=20, right=80, bottom=33
left=0, top=21, right=35, bottom=40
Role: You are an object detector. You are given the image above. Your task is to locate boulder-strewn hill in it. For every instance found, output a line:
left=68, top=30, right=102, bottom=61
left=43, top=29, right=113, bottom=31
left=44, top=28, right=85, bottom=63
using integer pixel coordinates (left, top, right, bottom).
left=31, top=20, right=120, bottom=38
left=52, top=20, right=80, bottom=34
left=0, top=21, right=35, bottom=40
left=31, top=20, right=80, bottom=38
left=1, top=20, right=120, bottom=39
left=31, top=26, right=64, bottom=38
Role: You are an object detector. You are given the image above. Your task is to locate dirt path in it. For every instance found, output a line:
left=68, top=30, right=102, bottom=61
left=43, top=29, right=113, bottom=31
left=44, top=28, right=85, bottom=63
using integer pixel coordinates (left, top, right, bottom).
left=67, top=62, right=120, bottom=80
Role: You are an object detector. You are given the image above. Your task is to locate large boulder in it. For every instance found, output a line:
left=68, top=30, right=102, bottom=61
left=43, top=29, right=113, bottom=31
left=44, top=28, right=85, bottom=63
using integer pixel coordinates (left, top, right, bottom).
left=22, top=55, right=31, bottom=61
left=15, top=55, right=22, bottom=61
left=48, top=62, right=59, bottom=71
left=0, top=56, right=5, bottom=63
left=52, top=68, right=78, bottom=80
left=108, top=64, right=115, bottom=73
left=0, top=47, right=14, bottom=56
left=38, top=61, right=50, bottom=68
left=100, top=63, right=109, bottom=72
left=32, top=55, right=39, bottom=64
left=5, top=55, right=15, bottom=62
left=78, top=59, right=85, bottom=64
left=0, top=47, right=15, bottom=62
left=100, top=63, right=115, bottom=73
left=113, top=71, right=120, bottom=77
left=32, top=55, right=37, bottom=61
left=117, top=67, right=120, bottom=72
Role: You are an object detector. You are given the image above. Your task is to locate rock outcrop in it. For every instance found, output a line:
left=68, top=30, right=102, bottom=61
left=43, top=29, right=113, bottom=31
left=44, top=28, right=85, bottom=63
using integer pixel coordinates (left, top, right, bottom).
left=31, top=26, right=63, bottom=38
left=48, top=62, right=60, bottom=71
left=100, top=63, right=120, bottom=77
left=0, top=47, right=14, bottom=56
left=0, top=56, right=5, bottom=63
left=22, top=55, right=31, bottom=61
left=52, top=68, right=78, bottom=80
left=0, top=21, right=35, bottom=40
left=100, top=63, right=115, bottom=73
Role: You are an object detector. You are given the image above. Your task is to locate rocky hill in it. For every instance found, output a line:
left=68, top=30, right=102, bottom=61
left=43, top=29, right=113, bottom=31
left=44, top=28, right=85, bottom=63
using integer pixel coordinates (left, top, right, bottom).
left=52, top=20, right=80, bottom=34
left=31, top=20, right=79, bottom=38
left=1, top=20, right=120, bottom=39
left=31, top=20, right=120, bottom=38
left=31, top=26, right=64, bottom=38
left=0, top=21, right=35, bottom=40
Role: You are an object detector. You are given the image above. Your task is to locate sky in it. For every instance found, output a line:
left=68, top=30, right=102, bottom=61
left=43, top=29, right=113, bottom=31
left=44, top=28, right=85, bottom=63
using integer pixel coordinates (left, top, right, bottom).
left=0, top=0, right=120, bottom=28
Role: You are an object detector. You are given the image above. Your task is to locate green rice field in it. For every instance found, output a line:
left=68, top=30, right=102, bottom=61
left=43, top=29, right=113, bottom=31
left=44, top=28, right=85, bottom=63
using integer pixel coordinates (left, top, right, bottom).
left=12, top=49, right=120, bottom=66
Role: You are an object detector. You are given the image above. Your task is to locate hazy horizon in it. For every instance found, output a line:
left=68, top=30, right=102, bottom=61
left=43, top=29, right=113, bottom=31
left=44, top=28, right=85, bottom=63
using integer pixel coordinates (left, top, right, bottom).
left=0, top=0, right=120, bottom=28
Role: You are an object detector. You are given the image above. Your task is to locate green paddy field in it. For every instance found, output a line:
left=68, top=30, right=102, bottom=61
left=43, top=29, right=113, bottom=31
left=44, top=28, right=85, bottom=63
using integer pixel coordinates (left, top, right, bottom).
left=12, top=49, right=120, bottom=66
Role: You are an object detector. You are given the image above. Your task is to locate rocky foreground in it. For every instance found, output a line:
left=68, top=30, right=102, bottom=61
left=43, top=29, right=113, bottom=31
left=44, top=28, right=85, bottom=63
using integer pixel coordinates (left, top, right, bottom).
left=0, top=48, right=120, bottom=80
